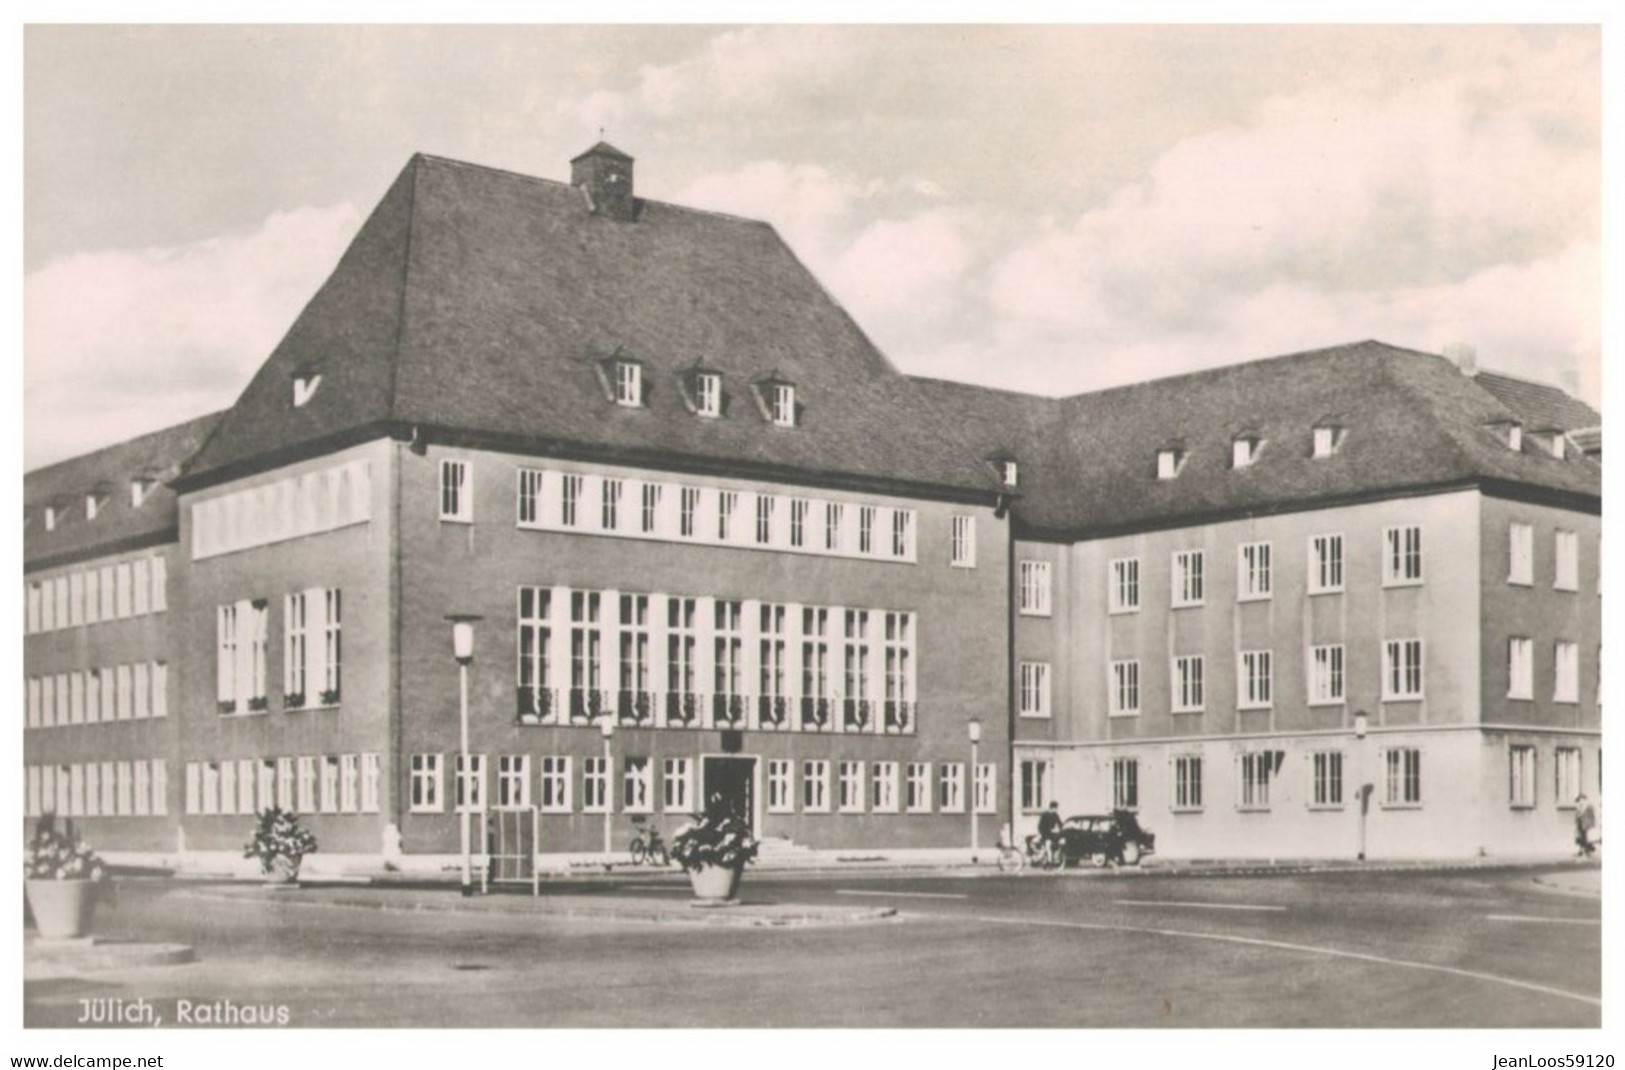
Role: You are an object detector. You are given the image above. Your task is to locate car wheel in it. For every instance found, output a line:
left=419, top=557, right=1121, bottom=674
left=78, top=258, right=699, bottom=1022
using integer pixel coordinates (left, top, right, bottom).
left=1090, top=852, right=1110, bottom=868
left=1121, top=842, right=1142, bottom=866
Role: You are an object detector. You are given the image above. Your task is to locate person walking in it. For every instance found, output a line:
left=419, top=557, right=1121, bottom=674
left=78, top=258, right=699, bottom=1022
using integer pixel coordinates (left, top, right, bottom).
left=1574, top=793, right=1598, bottom=857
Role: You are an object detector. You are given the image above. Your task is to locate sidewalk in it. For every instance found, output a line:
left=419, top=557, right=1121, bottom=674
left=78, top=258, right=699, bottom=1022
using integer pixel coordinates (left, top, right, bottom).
left=1531, top=866, right=1601, bottom=897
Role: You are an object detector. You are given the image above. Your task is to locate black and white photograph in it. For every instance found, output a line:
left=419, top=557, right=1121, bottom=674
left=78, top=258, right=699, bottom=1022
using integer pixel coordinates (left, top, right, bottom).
left=14, top=12, right=1614, bottom=1056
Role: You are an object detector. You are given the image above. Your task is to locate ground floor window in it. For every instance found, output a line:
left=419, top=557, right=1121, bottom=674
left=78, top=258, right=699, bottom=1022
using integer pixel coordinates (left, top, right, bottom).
left=498, top=754, right=531, bottom=810
left=662, top=757, right=693, bottom=813
left=623, top=757, right=652, bottom=813
left=767, top=759, right=793, bottom=813
left=1554, top=747, right=1581, bottom=808
left=1310, top=750, right=1344, bottom=807
left=1238, top=751, right=1279, bottom=809
left=581, top=756, right=608, bottom=813
left=1112, top=758, right=1138, bottom=810
left=456, top=754, right=487, bottom=813
left=1385, top=748, right=1422, bottom=807
left=871, top=761, right=899, bottom=812
left=938, top=763, right=965, bottom=813
left=802, top=760, right=830, bottom=812
left=838, top=761, right=864, bottom=813
left=974, top=763, right=997, bottom=814
left=906, top=763, right=931, bottom=813
left=1018, top=759, right=1052, bottom=812
left=1508, top=745, right=1536, bottom=809
left=1173, top=755, right=1202, bottom=811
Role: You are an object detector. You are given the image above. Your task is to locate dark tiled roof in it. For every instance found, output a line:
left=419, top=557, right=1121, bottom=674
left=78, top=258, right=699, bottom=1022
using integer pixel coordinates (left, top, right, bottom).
left=1472, top=371, right=1601, bottom=431
left=179, top=154, right=1002, bottom=500
left=23, top=411, right=225, bottom=570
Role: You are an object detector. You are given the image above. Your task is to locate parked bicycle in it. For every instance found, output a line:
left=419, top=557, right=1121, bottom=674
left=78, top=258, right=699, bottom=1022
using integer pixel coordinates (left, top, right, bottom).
left=628, top=819, right=669, bottom=867
left=994, top=825, right=1064, bottom=872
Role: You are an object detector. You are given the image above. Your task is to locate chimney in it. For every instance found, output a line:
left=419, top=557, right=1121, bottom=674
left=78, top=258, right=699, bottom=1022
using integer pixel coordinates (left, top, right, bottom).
left=570, top=141, right=636, bottom=222
left=1442, top=343, right=1478, bottom=376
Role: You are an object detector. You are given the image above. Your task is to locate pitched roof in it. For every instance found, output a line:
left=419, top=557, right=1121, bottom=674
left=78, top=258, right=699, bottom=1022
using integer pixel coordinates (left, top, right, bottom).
left=178, top=154, right=1001, bottom=500
left=1471, top=370, right=1601, bottom=431
left=24, top=411, right=225, bottom=570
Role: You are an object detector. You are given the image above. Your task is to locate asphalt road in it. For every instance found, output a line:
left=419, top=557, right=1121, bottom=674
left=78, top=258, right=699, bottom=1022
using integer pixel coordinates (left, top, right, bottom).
left=24, top=867, right=1601, bottom=1029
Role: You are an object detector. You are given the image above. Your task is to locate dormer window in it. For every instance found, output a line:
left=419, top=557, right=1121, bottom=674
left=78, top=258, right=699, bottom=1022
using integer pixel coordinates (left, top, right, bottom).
left=292, top=373, right=322, bottom=408
left=1552, top=434, right=1567, bottom=460
left=1000, top=460, right=1019, bottom=488
left=85, top=492, right=106, bottom=521
left=44, top=506, right=58, bottom=532
left=771, top=383, right=796, bottom=428
left=131, top=477, right=156, bottom=508
left=1507, top=423, right=1523, bottom=452
left=1232, top=436, right=1263, bottom=469
left=1156, top=448, right=1185, bottom=480
left=1312, top=425, right=1345, bottom=458
left=614, top=361, right=643, bottom=407
left=695, top=372, right=721, bottom=418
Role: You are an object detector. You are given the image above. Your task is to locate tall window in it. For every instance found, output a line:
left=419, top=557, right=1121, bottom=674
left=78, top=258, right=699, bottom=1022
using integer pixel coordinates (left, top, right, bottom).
left=440, top=460, right=471, bottom=522
left=1019, top=661, right=1051, bottom=718
left=1111, top=660, right=1141, bottom=716
left=695, top=372, right=721, bottom=417
left=714, top=600, right=745, bottom=725
left=570, top=591, right=603, bottom=719
left=717, top=490, right=738, bottom=542
left=1383, top=639, right=1423, bottom=700
left=767, top=760, right=793, bottom=813
left=974, top=764, right=997, bottom=814
left=1173, top=756, right=1202, bottom=810
left=623, top=757, right=652, bottom=812
left=662, top=758, right=693, bottom=812
left=1383, top=526, right=1423, bottom=585
left=1112, top=758, right=1139, bottom=810
left=679, top=486, right=700, bottom=538
left=882, top=611, right=914, bottom=732
left=537, top=756, right=568, bottom=813
left=1173, top=550, right=1205, bottom=607
left=1554, top=642, right=1579, bottom=703
left=217, top=600, right=268, bottom=713
left=518, top=587, right=553, bottom=720
left=1311, top=751, right=1344, bottom=806
left=1019, top=759, right=1052, bottom=812
left=321, top=590, right=342, bottom=704
left=951, top=515, right=976, bottom=567
left=1385, top=748, right=1422, bottom=806
left=1239, top=751, right=1276, bottom=808
left=1507, top=637, right=1533, bottom=699
left=1238, top=650, right=1273, bottom=708
left=1172, top=655, right=1204, bottom=712
left=1309, top=534, right=1344, bottom=593
left=871, top=761, right=900, bottom=813
left=1238, top=542, right=1272, bottom=600
left=802, top=760, right=830, bottom=812
left=361, top=754, right=379, bottom=814
left=285, top=592, right=308, bottom=706
left=617, top=594, right=651, bottom=722
left=754, top=494, right=773, bottom=546
left=842, top=609, right=871, bottom=731
left=825, top=502, right=844, bottom=553
left=601, top=478, right=622, bottom=531
left=454, top=755, right=487, bottom=813
left=561, top=473, right=584, bottom=527
left=1554, top=530, right=1579, bottom=591
left=517, top=469, right=544, bottom=525
left=890, top=511, right=913, bottom=559
left=1109, top=558, right=1140, bottom=613
left=614, top=361, right=642, bottom=406
left=581, top=756, right=608, bottom=813
left=1555, top=747, right=1581, bottom=807
left=759, top=604, right=789, bottom=727
left=905, top=763, right=931, bottom=813
left=838, top=761, right=865, bottom=812
left=1309, top=644, right=1345, bottom=704
left=800, top=606, right=830, bottom=730
left=640, top=483, right=661, bottom=534
left=1508, top=522, right=1534, bottom=585
left=858, top=506, right=875, bottom=555
left=939, top=763, right=965, bottom=813
left=771, top=384, right=796, bottom=427
left=665, top=597, right=698, bottom=726
left=789, top=498, right=809, bottom=548
left=1019, top=560, right=1052, bottom=616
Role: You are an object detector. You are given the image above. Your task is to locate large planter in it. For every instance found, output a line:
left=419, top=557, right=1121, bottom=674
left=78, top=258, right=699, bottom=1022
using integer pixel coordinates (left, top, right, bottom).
left=25, top=879, right=99, bottom=939
left=686, top=863, right=743, bottom=904
left=263, top=856, right=301, bottom=886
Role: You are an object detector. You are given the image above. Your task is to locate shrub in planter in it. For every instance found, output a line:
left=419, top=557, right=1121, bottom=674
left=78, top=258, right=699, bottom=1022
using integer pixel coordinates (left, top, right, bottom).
left=24, top=815, right=109, bottom=938
left=669, top=802, right=759, bottom=902
left=243, top=808, right=319, bottom=883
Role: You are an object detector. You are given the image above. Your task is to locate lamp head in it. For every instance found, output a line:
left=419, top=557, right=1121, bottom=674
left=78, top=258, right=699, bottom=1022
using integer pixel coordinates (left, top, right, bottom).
left=599, top=716, right=616, bottom=740
left=968, top=719, right=982, bottom=744
left=1353, top=710, right=1369, bottom=739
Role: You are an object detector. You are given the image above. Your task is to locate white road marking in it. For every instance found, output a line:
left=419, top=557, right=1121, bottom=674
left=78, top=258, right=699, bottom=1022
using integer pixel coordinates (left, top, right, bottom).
left=1484, top=914, right=1600, bottom=925
left=1115, top=900, right=1287, bottom=913
left=938, top=912, right=1600, bottom=1009
left=836, top=889, right=970, bottom=900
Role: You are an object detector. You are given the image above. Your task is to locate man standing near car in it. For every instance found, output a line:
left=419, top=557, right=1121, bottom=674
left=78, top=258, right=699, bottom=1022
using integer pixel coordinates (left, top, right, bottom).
left=1037, top=801, right=1063, bottom=863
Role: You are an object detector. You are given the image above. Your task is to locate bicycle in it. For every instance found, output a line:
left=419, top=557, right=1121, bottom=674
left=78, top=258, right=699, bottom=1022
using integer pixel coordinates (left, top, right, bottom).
left=628, top=820, right=669, bottom=867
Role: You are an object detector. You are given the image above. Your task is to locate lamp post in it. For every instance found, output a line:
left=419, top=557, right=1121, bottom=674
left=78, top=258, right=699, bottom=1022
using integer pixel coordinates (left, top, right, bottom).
left=447, top=615, right=481, bottom=897
left=599, top=716, right=616, bottom=859
left=968, top=718, right=983, bottom=859
left=1353, top=710, right=1371, bottom=863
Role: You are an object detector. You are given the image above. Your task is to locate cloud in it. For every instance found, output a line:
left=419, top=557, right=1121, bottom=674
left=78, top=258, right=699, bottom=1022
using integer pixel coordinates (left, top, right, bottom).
left=25, top=202, right=361, bottom=468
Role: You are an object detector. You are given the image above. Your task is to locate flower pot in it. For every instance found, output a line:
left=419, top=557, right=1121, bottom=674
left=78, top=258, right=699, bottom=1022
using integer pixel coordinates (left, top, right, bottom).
left=686, top=863, right=742, bottom=904
left=264, top=856, right=301, bottom=885
left=25, top=878, right=99, bottom=939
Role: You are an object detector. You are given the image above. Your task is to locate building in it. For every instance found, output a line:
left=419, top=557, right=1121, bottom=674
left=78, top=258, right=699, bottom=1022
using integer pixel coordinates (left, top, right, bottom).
left=22, top=144, right=1601, bottom=867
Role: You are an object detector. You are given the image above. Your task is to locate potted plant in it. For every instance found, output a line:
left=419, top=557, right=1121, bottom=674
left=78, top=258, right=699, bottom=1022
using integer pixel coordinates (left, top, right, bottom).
left=669, top=801, right=759, bottom=904
left=243, top=807, right=319, bottom=885
left=24, top=814, right=108, bottom=939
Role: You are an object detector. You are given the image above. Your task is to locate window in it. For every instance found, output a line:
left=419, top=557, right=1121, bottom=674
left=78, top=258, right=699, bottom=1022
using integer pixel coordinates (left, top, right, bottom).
left=1507, top=638, right=1533, bottom=699
left=771, top=384, right=796, bottom=427
left=665, top=597, right=698, bottom=726
left=1109, top=558, right=1140, bottom=613
left=561, top=474, right=584, bottom=527
left=1309, top=535, right=1344, bottom=593
left=1311, top=751, right=1344, bottom=807
left=841, top=609, right=872, bottom=732
left=132, top=559, right=151, bottom=615
left=533, top=755, right=566, bottom=812
left=614, top=361, right=642, bottom=406
left=858, top=506, right=875, bottom=555
left=951, top=516, right=976, bottom=567
left=285, top=591, right=308, bottom=706
left=906, top=763, right=931, bottom=813
left=617, top=593, right=652, bottom=722
left=1309, top=645, right=1345, bottom=705
left=1554, top=642, right=1579, bottom=703
left=695, top=372, right=721, bottom=417
left=1172, top=655, right=1204, bottom=712
left=754, top=494, right=773, bottom=545
left=758, top=604, right=789, bottom=728
left=800, top=606, right=831, bottom=730
left=802, top=760, right=830, bottom=812
left=1232, top=436, right=1262, bottom=468
left=1555, top=748, right=1581, bottom=808
left=1312, top=425, right=1344, bottom=458
left=1173, top=550, right=1204, bottom=607
left=1019, top=759, right=1052, bottom=812
left=517, top=587, right=554, bottom=721
left=640, top=483, right=661, bottom=535
left=939, top=763, right=965, bottom=813
left=871, top=764, right=902, bottom=813
left=516, top=469, right=543, bottom=526
left=714, top=600, right=745, bottom=725
left=361, top=754, right=380, bottom=814
left=1110, top=660, right=1140, bottom=716
left=440, top=460, right=471, bottom=522
left=1239, top=751, right=1278, bottom=809
left=838, top=761, right=865, bottom=812
left=296, top=756, right=317, bottom=813
left=569, top=591, right=604, bottom=719
left=1112, top=758, right=1139, bottom=810
left=767, top=760, right=793, bottom=813
left=601, top=478, right=622, bottom=530
left=1383, top=639, right=1423, bottom=700
left=1504, top=744, right=1536, bottom=809
left=789, top=498, right=808, bottom=548
left=217, top=599, right=268, bottom=712
left=882, top=611, right=914, bottom=733
left=999, top=460, right=1019, bottom=487
left=293, top=372, right=321, bottom=407
left=1384, top=748, right=1422, bottom=806
left=1173, top=756, right=1203, bottom=811
left=340, top=754, right=360, bottom=813
left=581, top=756, right=609, bottom=813
left=662, top=757, right=693, bottom=812
left=498, top=755, right=531, bottom=810
left=1019, top=560, right=1052, bottom=616
left=679, top=486, right=700, bottom=538
left=320, top=755, right=341, bottom=814
left=890, top=510, right=913, bottom=559
left=1238, top=650, right=1272, bottom=709
left=1019, top=662, right=1051, bottom=718
left=1508, top=523, right=1533, bottom=585
left=1383, top=526, right=1423, bottom=585
left=277, top=758, right=295, bottom=812
left=455, top=754, right=487, bottom=814
left=1507, top=423, right=1523, bottom=451
left=622, top=757, right=652, bottom=813
left=1156, top=448, right=1184, bottom=480
left=216, top=603, right=237, bottom=711
left=824, top=502, right=844, bottom=553
left=715, top=490, right=738, bottom=542
left=1554, top=530, right=1578, bottom=591
left=1238, top=542, right=1272, bottom=600
left=974, top=764, right=997, bottom=814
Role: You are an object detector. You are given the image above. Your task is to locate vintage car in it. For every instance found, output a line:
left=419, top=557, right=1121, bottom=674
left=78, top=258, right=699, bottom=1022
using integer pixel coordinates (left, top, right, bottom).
left=1059, top=810, right=1157, bottom=867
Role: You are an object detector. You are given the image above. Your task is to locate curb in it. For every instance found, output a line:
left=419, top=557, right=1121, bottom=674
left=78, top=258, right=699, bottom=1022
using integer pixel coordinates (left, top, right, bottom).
left=24, top=938, right=195, bottom=977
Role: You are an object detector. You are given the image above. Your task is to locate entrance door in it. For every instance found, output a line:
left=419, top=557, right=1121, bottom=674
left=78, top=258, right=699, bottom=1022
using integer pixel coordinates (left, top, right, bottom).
left=702, top=756, right=757, bottom=832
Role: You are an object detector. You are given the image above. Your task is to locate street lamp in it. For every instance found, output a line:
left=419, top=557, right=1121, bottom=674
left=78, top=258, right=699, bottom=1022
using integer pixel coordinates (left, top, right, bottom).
left=447, top=615, right=481, bottom=897
left=599, top=716, right=616, bottom=860
left=1353, top=709, right=1372, bottom=863
left=968, top=719, right=983, bottom=859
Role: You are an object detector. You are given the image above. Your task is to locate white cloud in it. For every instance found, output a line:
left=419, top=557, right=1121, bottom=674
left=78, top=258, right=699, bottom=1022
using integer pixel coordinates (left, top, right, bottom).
left=25, top=202, right=361, bottom=468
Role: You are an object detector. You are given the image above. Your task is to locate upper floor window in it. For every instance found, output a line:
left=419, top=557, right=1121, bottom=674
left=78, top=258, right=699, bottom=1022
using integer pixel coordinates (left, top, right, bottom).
left=1109, top=557, right=1140, bottom=613
left=1238, top=542, right=1272, bottom=600
left=1156, top=448, right=1184, bottom=480
left=695, top=372, right=721, bottom=417
left=950, top=515, right=976, bottom=568
left=771, top=384, right=796, bottom=428
left=1110, top=659, right=1141, bottom=716
left=1309, top=534, right=1344, bottom=593
left=1172, top=550, right=1204, bottom=607
left=1383, top=526, right=1423, bottom=586
left=1507, top=637, right=1534, bottom=699
left=1554, top=530, right=1578, bottom=591
left=1018, top=662, right=1051, bottom=718
left=1309, top=644, right=1345, bottom=705
left=1554, top=641, right=1579, bottom=703
left=1384, top=748, right=1422, bottom=806
left=1384, top=638, right=1424, bottom=700
left=1238, top=650, right=1273, bottom=709
left=1172, top=655, right=1204, bottom=713
left=1018, top=560, right=1052, bottom=616
left=1231, top=436, right=1263, bottom=468
left=1508, top=523, right=1534, bottom=585
left=440, top=460, right=471, bottom=523
left=614, top=361, right=643, bottom=407
left=1312, top=424, right=1345, bottom=458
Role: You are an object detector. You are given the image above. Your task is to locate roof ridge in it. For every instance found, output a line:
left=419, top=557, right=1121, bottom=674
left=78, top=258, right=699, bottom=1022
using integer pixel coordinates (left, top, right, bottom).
left=1055, top=339, right=1427, bottom=404
left=24, top=409, right=228, bottom=481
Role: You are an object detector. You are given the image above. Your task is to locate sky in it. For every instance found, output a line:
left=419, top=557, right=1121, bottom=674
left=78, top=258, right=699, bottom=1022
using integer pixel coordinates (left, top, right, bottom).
left=22, top=23, right=1604, bottom=470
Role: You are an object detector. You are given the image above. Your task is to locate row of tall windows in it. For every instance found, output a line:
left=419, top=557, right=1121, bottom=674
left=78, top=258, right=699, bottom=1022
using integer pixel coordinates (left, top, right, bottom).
left=25, top=760, right=168, bottom=818
left=1507, top=524, right=1583, bottom=590
left=24, top=556, right=167, bottom=635
left=192, top=460, right=371, bottom=560
left=1506, top=639, right=1583, bottom=702
left=25, top=662, right=168, bottom=729
left=217, top=589, right=342, bottom=713
left=1509, top=745, right=1594, bottom=808
left=184, top=754, right=380, bottom=816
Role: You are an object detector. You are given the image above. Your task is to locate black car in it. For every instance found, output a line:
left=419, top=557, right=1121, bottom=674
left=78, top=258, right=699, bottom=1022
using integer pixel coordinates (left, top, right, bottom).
left=1058, top=809, right=1156, bottom=867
